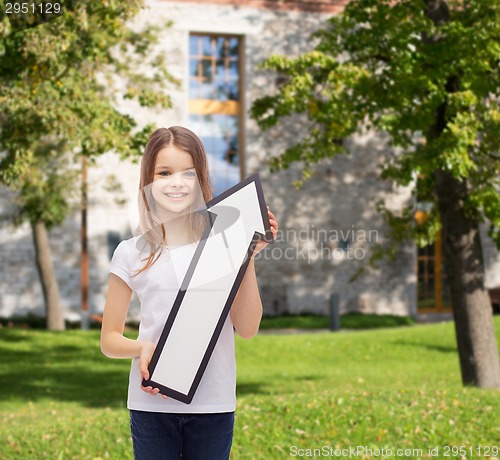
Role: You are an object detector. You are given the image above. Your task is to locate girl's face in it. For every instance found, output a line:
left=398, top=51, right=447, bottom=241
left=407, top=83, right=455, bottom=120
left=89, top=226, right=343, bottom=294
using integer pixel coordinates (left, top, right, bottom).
left=151, top=145, right=198, bottom=217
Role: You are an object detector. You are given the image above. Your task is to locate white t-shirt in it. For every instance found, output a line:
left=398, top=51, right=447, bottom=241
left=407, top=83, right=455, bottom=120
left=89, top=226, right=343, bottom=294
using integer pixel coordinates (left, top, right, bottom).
left=108, top=235, right=236, bottom=413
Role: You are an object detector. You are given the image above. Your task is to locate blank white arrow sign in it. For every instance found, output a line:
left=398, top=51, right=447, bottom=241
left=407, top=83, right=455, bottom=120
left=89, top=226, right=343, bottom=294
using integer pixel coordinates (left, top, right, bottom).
left=143, top=173, right=274, bottom=403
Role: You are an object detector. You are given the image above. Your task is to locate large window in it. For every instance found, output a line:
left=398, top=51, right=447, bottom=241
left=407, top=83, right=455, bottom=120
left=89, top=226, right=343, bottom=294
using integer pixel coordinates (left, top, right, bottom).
left=416, top=230, right=452, bottom=312
left=187, top=34, right=243, bottom=195
left=414, top=176, right=452, bottom=313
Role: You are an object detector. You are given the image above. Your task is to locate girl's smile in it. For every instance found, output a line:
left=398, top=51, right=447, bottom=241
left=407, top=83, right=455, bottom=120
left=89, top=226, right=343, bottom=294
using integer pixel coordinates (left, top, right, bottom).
left=164, top=191, right=190, bottom=200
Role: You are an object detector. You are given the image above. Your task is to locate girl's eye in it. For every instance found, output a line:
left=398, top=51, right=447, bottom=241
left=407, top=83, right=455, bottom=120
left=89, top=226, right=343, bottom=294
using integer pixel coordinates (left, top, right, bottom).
left=157, top=170, right=195, bottom=177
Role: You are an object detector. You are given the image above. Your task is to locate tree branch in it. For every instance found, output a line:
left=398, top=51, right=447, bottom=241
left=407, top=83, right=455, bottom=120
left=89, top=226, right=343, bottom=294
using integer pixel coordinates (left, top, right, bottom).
left=480, top=151, right=500, bottom=161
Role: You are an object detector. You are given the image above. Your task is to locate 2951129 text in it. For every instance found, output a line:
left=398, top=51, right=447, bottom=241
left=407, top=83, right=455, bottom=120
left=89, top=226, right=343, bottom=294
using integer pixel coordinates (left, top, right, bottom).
left=5, top=2, right=62, bottom=15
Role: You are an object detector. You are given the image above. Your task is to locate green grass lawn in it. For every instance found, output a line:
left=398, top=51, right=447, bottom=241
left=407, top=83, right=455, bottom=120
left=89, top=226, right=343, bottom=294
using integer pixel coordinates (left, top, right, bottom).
left=0, top=318, right=499, bottom=459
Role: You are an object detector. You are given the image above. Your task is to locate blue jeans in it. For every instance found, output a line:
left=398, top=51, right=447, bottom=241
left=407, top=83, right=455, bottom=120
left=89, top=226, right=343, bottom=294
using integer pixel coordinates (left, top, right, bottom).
left=129, top=409, right=235, bottom=460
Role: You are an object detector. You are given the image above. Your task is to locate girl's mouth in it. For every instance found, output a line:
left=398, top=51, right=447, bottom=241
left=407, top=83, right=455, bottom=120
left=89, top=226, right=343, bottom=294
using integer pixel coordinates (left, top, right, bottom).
left=164, top=192, right=189, bottom=200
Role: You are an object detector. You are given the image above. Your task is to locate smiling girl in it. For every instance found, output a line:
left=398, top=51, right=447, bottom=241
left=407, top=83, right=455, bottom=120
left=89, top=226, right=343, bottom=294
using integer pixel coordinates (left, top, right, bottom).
left=100, top=126, right=278, bottom=460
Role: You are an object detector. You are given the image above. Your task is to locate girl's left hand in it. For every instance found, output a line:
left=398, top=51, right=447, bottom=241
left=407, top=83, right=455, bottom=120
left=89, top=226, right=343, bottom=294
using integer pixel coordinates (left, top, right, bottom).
left=139, top=341, right=168, bottom=399
left=254, top=207, right=278, bottom=255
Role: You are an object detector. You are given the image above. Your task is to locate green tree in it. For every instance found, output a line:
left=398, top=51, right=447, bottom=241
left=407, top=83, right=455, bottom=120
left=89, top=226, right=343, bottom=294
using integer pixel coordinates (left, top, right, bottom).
left=251, top=0, right=500, bottom=388
left=0, top=1, right=178, bottom=330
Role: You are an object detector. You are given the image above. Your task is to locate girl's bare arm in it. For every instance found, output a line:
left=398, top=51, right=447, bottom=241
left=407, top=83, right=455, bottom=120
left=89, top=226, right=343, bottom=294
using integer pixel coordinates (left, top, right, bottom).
left=230, top=207, right=278, bottom=339
left=230, top=257, right=263, bottom=339
left=100, top=273, right=165, bottom=396
left=100, top=273, right=146, bottom=358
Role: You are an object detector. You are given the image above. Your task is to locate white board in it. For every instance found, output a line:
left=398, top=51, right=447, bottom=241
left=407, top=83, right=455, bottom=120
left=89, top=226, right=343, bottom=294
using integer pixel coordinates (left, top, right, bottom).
left=143, top=173, right=273, bottom=403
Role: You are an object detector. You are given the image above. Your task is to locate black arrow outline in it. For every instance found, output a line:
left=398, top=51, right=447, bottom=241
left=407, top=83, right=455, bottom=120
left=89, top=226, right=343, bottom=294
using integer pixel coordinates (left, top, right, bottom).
left=142, top=173, right=274, bottom=403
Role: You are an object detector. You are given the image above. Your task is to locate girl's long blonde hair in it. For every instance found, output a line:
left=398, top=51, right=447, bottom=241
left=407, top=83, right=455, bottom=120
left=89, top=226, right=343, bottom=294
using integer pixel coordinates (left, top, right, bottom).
left=131, top=126, right=212, bottom=277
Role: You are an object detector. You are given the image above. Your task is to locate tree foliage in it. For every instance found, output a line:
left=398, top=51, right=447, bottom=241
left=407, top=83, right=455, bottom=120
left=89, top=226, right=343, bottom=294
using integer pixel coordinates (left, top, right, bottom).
left=251, top=0, right=500, bottom=252
left=0, top=0, right=178, bottom=227
left=0, top=1, right=178, bottom=329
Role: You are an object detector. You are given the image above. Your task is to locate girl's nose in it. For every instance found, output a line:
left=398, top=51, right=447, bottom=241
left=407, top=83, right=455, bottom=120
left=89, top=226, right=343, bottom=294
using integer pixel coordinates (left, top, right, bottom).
left=170, top=172, right=185, bottom=187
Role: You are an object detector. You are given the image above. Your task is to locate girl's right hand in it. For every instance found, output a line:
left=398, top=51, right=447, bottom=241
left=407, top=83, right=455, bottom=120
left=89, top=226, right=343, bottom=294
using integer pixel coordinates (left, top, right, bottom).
left=139, top=341, right=169, bottom=399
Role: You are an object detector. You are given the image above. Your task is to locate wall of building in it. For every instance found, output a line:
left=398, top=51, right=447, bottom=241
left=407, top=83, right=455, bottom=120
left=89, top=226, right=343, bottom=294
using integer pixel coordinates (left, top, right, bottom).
left=1, top=0, right=498, bottom=322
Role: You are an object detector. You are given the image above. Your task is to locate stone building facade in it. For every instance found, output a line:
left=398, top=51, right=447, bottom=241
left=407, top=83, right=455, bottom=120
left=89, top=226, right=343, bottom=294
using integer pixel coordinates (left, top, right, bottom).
left=1, top=0, right=499, bottom=322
